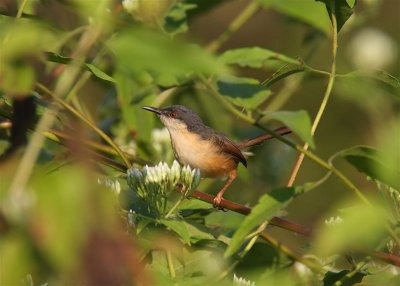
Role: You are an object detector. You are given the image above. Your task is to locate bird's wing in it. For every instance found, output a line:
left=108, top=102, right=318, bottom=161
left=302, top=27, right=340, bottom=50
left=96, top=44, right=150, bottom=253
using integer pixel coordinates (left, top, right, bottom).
left=214, top=134, right=247, bottom=167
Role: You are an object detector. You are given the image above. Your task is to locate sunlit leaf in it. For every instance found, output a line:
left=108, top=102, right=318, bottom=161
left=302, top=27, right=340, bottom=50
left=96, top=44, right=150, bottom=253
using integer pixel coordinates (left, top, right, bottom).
left=217, top=76, right=271, bottom=109
left=46, top=52, right=116, bottom=83
left=225, top=187, right=299, bottom=257
left=0, top=19, right=57, bottom=96
left=338, top=146, right=400, bottom=189
left=259, top=0, right=331, bottom=35
left=219, top=47, right=299, bottom=68
left=315, top=202, right=387, bottom=256
left=260, top=110, right=315, bottom=148
left=108, top=27, right=227, bottom=83
left=31, top=167, right=92, bottom=268
left=86, top=64, right=116, bottom=83
left=60, top=0, right=112, bottom=22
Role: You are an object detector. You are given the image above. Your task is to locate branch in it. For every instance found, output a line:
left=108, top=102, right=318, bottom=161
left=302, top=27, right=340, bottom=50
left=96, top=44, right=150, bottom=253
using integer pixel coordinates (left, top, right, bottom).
left=191, top=191, right=312, bottom=236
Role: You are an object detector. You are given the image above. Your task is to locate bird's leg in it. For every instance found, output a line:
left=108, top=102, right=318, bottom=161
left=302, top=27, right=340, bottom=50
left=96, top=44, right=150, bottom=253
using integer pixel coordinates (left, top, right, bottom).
left=213, top=169, right=237, bottom=209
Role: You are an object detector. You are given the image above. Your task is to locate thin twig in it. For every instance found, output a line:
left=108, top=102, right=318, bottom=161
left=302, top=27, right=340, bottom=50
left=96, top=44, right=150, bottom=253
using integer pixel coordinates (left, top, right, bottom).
left=287, top=2, right=338, bottom=187
left=165, top=250, right=176, bottom=278
left=206, top=1, right=260, bottom=53
left=16, top=0, right=29, bottom=18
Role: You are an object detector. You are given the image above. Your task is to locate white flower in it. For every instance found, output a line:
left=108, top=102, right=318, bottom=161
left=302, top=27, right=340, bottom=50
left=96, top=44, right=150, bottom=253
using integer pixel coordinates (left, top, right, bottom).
left=347, top=28, right=397, bottom=70
left=294, top=262, right=313, bottom=279
left=233, top=274, right=255, bottom=286
left=122, top=0, right=139, bottom=14
left=324, top=216, right=344, bottom=227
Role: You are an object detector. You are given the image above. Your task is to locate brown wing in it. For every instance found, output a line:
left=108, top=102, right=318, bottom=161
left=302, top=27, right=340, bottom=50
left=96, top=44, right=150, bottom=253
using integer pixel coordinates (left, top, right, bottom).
left=214, top=134, right=247, bottom=167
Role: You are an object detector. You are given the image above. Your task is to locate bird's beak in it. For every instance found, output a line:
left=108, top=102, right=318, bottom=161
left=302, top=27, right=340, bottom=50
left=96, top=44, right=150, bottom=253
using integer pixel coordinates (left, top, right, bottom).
left=142, top=106, right=162, bottom=115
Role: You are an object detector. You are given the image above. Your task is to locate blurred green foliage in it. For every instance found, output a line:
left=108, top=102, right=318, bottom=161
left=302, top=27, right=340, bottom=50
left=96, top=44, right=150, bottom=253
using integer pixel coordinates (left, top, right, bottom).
left=0, top=0, right=399, bottom=285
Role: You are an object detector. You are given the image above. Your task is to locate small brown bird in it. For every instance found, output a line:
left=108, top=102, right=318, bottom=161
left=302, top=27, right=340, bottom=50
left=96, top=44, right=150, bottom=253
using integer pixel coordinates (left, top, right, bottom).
left=143, top=105, right=290, bottom=207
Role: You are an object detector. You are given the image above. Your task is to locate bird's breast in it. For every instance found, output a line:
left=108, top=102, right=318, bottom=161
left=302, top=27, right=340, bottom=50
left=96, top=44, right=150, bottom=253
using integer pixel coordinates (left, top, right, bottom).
left=167, top=128, right=237, bottom=178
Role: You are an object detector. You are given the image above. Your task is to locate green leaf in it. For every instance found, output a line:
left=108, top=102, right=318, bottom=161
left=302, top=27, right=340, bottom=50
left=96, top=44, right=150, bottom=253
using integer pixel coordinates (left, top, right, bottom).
left=164, top=3, right=197, bottom=35
left=263, top=64, right=305, bottom=87
left=224, top=187, right=299, bottom=257
left=46, top=52, right=72, bottom=65
left=46, top=53, right=116, bottom=83
left=342, top=70, right=400, bottom=88
left=219, top=47, right=299, bottom=68
left=260, top=110, right=315, bottom=149
left=217, top=76, right=271, bottom=109
left=316, top=0, right=356, bottom=32
left=259, top=0, right=331, bottom=35
left=323, top=270, right=366, bottom=286
left=108, top=27, right=227, bottom=83
left=338, top=146, right=400, bottom=189
left=159, top=219, right=191, bottom=245
left=85, top=64, right=116, bottom=83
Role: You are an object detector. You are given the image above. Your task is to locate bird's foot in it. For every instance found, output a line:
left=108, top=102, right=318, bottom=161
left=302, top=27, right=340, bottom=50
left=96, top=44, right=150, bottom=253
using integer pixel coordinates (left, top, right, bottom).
left=213, top=195, right=227, bottom=211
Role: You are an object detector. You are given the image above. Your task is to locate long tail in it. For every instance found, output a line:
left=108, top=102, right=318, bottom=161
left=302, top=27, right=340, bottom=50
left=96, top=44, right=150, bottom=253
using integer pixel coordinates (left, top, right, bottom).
left=237, top=127, right=291, bottom=149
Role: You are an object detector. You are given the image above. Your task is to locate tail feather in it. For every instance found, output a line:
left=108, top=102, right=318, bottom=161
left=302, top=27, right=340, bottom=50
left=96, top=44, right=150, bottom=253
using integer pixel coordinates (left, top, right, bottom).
left=237, top=127, right=291, bottom=149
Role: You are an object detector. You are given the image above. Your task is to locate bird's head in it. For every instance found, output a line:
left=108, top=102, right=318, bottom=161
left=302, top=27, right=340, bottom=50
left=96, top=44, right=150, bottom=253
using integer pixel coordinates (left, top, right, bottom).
left=142, top=105, right=204, bottom=132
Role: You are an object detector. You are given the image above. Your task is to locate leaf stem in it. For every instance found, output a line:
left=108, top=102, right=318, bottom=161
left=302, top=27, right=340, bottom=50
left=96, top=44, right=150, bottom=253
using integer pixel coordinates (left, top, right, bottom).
left=287, top=4, right=338, bottom=187
left=165, top=195, right=185, bottom=219
left=165, top=250, right=176, bottom=279
left=206, top=1, right=260, bottom=53
left=259, top=233, right=323, bottom=273
left=334, top=256, right=371, bottom=286
left=16, top=0, right=29, bottom=18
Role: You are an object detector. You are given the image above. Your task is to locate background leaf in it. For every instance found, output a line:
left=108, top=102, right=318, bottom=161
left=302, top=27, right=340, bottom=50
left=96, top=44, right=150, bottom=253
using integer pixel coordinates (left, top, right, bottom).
left=338, top=146, right=400, bottom=189
left=219, top=47, right=299, bottom=68
left=85, top=64, right=116, bottom=83
left=315, top=202, right=387, bottom=256
left=108, top=28, right=227, bottom=84
left=217, top=76, right=271, bottom=109
left=258, top=0, right=331, bottom=35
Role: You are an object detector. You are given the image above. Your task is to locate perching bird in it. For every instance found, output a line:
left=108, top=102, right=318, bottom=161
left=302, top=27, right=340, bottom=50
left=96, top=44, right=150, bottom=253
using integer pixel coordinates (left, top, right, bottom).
left=143, top=105, right=290, bottom=207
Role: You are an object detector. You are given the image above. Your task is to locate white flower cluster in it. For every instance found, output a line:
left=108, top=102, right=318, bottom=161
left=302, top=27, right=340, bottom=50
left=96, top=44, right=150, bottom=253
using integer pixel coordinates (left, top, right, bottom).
left=127, top=160, right=201, bottom=217
left=233, top=274, right=255, bottom=286
left=324, top=216, right=344, bottom=227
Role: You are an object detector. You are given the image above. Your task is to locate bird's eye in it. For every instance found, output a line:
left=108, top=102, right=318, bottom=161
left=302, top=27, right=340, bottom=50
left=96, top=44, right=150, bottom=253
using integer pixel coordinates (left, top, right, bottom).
left=170, top=111, right=177, bottom=118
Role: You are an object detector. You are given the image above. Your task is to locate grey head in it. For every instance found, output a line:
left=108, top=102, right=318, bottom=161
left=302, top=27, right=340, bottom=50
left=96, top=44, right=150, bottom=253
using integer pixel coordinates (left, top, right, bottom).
left=142, top=105, right=207, bottom=134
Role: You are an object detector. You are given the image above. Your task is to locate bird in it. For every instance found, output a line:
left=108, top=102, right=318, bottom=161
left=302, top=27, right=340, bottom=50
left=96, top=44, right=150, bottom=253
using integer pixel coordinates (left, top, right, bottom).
left=142, top=105, right=290, bottom=208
